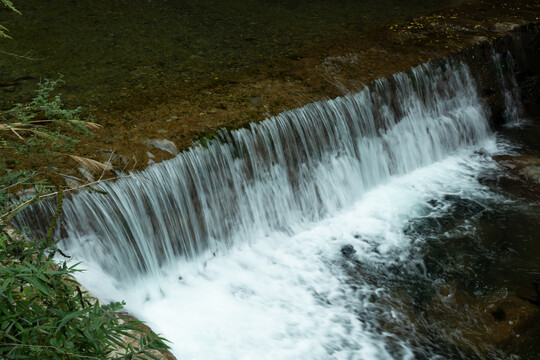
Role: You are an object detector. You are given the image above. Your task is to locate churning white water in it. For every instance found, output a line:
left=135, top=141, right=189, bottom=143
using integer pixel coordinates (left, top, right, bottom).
left=15, top=53, right=525, bottom=358
left=75, top=144, right=504, bottom=359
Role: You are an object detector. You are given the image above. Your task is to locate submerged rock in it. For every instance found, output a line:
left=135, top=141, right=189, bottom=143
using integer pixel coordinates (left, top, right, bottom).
left=341, top=244, right=356, bottom=258
left=472, top=36, right=489, bottom=44
left=248, top=97, right=262, bottom=105
left=516, top=285, right=540, bottom=305
left=521, top=165, right=540, bottom=183
left=146, top=151, right=156, bottom=166
left=492, top=155, right=540, bottom=200
left=492, top=22, right=521, bottom=33
left=146, top=139, right=179, bottom=155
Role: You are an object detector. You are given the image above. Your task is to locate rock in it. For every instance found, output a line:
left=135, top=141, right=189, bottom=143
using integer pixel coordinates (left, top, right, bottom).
left=78, top=167, right=94, bottom=182
left=118, top=155, right=130, bottom=167
left=98, top=149, right=118, bottom=162
left=64, top=175, right=82, bottom=188
left=16, top=188, right=37, bottom=198
left=146, top=139, right=178, bottom=155
left=472, top=36, right=489, bottom=44
left=249, top=97, right=262, bottom=105
left=519, top=75, right=540, bottom=117
left=341, top=244, right=356, bottom=258
left=492, top=22, right=520, bottom=33
left=516, top=285, right=540, bottom=305
left=521, top=165, right=540, bottom=184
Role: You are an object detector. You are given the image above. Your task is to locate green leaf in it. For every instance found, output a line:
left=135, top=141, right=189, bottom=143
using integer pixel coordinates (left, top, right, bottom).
left=24, top=277, right=52, bottom=296
left=56, top=306, right=92, bottom=333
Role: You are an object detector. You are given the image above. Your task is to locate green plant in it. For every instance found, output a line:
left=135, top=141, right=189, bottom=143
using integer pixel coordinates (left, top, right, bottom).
left=0, top=227, right=170, bottom=359
left=0, top=76, right=102, bottom=219
left=0, top=169, right=54, bottom=222
left=196, top=132, right=218, bottom=148
left=0, top=76, right=107, bottom=198
left=1, top=76, right=95, bottom=154
left=0, top=79, right=172, bottom=359
left=1, top=0, right=19, bottom=38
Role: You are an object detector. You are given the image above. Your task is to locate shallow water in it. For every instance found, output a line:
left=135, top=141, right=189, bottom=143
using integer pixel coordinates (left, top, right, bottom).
left=0, top=0, right=465, bottom=110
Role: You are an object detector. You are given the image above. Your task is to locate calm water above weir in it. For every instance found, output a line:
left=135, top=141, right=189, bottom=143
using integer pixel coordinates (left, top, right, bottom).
left=0, top=0, right=465, bottom=110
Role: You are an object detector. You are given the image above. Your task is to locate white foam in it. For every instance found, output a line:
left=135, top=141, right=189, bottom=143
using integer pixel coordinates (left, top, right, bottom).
left=74, top=139, right=501, bottom=359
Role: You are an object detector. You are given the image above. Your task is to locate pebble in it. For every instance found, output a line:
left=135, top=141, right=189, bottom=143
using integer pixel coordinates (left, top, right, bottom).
left=249, top=97, right=262, bottom=105
left=146, top=139, right=178, bottom=155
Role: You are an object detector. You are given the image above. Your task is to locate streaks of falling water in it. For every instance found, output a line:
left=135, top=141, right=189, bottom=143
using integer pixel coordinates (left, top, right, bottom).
left=14, top=60, right=492, bottom=283
left=492, top=50, right=525, bottom=126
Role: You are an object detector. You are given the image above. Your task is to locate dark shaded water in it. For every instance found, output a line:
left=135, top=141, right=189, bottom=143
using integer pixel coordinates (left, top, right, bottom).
left=0, top=0, right=465, bottom=110
left=403, top=118, right=540, bottom=358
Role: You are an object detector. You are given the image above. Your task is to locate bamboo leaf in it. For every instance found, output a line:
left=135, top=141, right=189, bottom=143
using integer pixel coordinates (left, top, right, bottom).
left=56, top=307, right=92, bottom=333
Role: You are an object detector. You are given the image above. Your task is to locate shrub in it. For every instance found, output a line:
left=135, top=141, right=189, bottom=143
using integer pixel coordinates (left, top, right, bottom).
left=0, top=79, right=172, bottom=359
left=0, top=228, right=170, bottom=359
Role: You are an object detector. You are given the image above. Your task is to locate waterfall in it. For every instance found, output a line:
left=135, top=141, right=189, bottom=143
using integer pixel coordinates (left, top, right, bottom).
left=14, top=60, right=492, bottom=283
left=492, top=50, right=525, bottom=125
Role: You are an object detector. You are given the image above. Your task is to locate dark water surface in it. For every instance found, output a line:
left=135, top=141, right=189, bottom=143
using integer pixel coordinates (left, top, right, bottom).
left=0, top=0, right=465, bottom=110
left=402, top=120, right=540, bottom=358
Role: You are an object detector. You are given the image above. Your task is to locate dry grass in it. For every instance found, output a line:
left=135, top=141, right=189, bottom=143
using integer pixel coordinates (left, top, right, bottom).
left=68, top=155, right=112, bottom=174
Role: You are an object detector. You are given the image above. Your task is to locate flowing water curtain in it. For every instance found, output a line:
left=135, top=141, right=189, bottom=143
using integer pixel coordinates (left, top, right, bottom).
left=14, top=59, right=492, bottom=283
left=491, top=50, right=525, bottom=124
